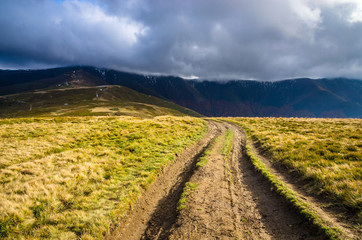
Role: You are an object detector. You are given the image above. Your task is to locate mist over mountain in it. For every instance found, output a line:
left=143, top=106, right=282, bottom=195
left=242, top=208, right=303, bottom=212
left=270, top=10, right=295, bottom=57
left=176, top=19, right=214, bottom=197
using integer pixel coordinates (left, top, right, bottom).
left=0, top=66, right=361, bottom=118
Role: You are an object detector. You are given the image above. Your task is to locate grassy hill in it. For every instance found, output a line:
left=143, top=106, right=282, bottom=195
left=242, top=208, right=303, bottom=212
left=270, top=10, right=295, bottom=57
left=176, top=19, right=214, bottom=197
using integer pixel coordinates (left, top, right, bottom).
left=0, top=67, right=202, bottom=118
left=0, top=85, right=202, bottom=118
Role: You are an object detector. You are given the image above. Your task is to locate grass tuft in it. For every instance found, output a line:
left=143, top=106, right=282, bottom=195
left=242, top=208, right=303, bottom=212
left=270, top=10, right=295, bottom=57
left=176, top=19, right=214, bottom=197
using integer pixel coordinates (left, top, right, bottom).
left=222, top=129, right=234, bottom=157
left=177, top=182, right=199, bottom=211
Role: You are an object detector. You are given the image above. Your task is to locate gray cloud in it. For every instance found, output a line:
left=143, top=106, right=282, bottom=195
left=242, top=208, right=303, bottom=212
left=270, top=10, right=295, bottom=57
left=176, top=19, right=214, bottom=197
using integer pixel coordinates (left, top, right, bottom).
left=0, top=0, right=362, bottom=80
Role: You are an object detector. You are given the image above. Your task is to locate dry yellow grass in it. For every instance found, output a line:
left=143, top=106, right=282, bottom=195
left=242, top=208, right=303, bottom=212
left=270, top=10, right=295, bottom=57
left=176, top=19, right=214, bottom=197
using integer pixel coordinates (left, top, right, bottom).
left=227, top=118, right=361, bottom=216
left=0, top=116, right=206, bottom=239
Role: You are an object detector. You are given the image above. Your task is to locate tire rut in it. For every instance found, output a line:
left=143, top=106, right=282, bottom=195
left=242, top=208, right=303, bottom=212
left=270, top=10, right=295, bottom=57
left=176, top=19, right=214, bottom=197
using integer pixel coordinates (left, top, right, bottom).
left=227, top=122, right=322, bottom=240
left=140, top=134, right=219, bottom=239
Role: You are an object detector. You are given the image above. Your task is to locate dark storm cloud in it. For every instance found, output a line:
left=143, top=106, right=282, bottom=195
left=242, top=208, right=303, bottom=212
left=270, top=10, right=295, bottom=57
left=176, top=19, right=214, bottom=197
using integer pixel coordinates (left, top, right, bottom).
left=0, top=0, right=362, bottom=80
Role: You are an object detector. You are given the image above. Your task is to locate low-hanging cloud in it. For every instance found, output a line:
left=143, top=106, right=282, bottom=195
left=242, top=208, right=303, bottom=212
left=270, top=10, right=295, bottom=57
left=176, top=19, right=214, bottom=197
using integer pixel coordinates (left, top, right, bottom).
left=0, top=0, right=361, bottom=80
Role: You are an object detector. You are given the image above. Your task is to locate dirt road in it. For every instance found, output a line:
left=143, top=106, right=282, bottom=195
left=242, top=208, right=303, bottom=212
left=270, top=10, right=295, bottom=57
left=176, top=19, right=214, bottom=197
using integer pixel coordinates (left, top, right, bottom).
left=108, top=121, right=325, bottom=240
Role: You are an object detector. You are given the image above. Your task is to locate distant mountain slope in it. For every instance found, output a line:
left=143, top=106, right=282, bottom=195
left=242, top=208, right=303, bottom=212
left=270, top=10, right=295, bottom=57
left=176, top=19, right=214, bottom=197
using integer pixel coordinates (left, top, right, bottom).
left=0, top=67, right=361, bottom=118
left=189, top=78, right=362, bottom=117
left=0, top=67, right=106, bottom=96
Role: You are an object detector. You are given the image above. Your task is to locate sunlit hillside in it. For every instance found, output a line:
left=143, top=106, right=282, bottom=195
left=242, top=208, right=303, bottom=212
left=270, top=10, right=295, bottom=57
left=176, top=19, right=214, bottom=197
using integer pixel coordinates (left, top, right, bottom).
left=0, top=85, right=202, bottom=118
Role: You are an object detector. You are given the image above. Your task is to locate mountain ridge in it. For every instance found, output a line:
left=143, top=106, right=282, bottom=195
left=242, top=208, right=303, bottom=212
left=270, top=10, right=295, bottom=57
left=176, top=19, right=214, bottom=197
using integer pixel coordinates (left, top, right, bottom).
left=0, top=66, right=361, bottom=118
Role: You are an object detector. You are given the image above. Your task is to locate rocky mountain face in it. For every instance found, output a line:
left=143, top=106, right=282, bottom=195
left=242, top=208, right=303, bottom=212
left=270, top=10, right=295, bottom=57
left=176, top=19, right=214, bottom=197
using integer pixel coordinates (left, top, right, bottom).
left=1, top=66, right=361, bottom=118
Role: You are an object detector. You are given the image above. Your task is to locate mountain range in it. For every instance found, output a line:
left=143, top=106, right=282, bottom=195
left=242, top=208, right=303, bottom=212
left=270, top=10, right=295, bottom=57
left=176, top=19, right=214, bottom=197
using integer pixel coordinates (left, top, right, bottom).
left=0, top=66, right=361, bottom=118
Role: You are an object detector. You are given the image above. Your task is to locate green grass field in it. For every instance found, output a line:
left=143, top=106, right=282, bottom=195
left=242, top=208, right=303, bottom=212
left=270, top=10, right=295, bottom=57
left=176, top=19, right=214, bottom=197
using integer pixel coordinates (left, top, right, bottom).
left=227, top=118, right=361, bottom=217
left=0, top=116, right=206, bottom=239
left=1, top=115, right=361, bottom=239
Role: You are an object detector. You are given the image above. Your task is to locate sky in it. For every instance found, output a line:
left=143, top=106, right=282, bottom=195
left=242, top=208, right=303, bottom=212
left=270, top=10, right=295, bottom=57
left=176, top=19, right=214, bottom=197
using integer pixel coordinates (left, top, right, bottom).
left=0, top=0, right=362, bottom=81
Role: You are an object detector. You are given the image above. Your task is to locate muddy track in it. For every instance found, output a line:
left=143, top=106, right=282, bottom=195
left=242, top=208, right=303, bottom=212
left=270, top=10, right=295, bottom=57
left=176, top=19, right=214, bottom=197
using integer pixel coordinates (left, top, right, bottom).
left=108, top=121, right=328, bottom=239
left=167, top=122, right=322, bottom=240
